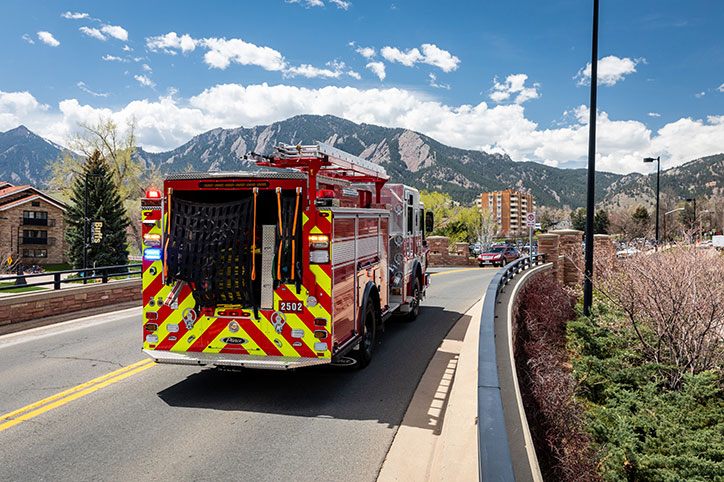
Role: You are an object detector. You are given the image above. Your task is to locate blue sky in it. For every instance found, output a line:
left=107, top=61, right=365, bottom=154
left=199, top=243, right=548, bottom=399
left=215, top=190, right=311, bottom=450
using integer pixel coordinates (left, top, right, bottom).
left=1, top=0, right=722, bottom=174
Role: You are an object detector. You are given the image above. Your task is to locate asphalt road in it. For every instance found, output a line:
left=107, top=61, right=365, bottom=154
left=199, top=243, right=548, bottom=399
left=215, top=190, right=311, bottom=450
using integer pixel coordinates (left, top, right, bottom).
left=0, top=266, right=496, bottom=482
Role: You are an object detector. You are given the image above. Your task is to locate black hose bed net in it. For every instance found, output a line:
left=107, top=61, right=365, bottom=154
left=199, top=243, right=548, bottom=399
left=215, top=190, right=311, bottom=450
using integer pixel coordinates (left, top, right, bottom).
left=165, top=197, right=254, bottom=308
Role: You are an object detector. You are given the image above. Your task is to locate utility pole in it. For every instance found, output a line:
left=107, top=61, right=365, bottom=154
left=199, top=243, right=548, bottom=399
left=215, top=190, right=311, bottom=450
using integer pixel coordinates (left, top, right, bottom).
left=583, top=0, right=599, bottom=317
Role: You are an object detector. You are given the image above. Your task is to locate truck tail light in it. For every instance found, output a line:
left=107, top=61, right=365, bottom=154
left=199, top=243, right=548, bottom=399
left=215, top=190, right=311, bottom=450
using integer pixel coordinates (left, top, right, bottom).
left=309, top=234, right=330, bottom=264
left=143, top=233, right=161, bottom=246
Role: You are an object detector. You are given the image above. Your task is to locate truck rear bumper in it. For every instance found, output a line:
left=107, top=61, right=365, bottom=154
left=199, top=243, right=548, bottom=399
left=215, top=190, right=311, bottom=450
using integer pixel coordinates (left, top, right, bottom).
left=143, top=350, right=330, bottom=370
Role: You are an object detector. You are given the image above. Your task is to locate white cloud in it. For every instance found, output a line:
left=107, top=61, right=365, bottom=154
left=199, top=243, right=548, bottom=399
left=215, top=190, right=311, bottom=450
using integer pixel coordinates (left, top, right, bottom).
left=286, top=0, right=350, bottom=8
left=284, top=60, right=358, bottom=79
left=380, top=44, right=460, bottom=72
left=21, top=34, right=35, bottom=44
left=142, top=64, right=152, bottom=72
left=147, top=32, right=345, bottom=78
left=122, top=45, right=132, bottom=52
left=355, top=46, right=376, bottom=59
left=428, top=73, right=450, bottom=90
left=101, top=24, right=128, bottom=41
left=575, top=56, right=643, bottom=86
left=381, top=46, right=422, bottom=67
left=102, top=54, right=127, bottom=62
left=37, top=31, right=60, bottom=47
left=2, top=85, right=723, bottom=175
left=490, top=74, right=540, bottom=104
left=420, top=44, right=460, bottom=72
left=648, top=112, right=661, bottom=117
left=695, top=91, right=706, bottom=98
left=201, top=37, right=286, bottom=71
left=61, top=11, right=89, bottom=20
left=328, top=0, right=351, bottom=9
left=77, top=81, right=108, bottom=98
left=146, top=32, right=197, bottom=54
left=718, top=83, right=724, bottom=93
left=134, top=74, right=156, bottom=88
left=80, top=26, right=106, bottom=41
left=366, top=62, right=386, bottom=80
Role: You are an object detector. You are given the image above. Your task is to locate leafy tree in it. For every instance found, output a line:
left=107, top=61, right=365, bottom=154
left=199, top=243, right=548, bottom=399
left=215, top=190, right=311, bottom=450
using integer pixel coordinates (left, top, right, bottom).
left=593, top=209, right=610, bottom=234
left=64, top=150, right=130, bottom=270
left=420, top=190, right=456, bottom=233
left=631, top=206, right=650, bottom=225
left=459, top=206, right=498, bottom=247
left=571, top=208, right=586, bottom=231
left=50, top=117, right=161, bottom=253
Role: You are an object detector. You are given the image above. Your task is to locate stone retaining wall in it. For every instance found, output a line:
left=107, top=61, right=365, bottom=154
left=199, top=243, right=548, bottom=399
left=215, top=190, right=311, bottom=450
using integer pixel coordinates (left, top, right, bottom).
left=0, top=279, right=141, bottom=327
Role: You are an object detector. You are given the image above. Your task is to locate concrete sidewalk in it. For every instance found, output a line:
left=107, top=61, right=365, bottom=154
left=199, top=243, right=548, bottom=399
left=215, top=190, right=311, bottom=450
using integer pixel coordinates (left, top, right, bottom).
left=378, top=298, right=482, bottom=482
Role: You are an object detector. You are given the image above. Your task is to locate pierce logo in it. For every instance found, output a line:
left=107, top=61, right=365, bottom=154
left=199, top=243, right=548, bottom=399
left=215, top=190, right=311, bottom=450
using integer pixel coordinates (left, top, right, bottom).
left=221, top=337, right=249, bottom=345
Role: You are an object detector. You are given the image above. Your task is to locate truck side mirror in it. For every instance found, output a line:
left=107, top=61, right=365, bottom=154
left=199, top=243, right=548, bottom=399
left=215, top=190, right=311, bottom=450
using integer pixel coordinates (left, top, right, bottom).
left=425, top=211, right=434, bottom=234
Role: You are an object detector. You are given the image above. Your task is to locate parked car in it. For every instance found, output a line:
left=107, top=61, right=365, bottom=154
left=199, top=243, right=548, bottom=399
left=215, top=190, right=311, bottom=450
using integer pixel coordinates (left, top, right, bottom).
left=616, top=247, right=640, bottom=258
left=478, top=245, right=520, bottom=267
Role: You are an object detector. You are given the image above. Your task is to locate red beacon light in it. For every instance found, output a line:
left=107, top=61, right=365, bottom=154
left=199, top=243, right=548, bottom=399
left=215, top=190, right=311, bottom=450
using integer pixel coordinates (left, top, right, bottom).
left=146, top=189, right=162, bottom=199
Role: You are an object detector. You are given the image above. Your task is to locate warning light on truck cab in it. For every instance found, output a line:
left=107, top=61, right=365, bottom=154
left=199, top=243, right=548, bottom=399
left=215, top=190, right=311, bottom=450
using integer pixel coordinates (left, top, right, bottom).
left=145, top=189, right=162, bottom=199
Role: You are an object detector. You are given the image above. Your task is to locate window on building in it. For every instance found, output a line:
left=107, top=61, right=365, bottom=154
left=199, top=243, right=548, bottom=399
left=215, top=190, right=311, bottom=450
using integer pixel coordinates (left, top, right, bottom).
left=22, top=249, right=47, bottom=258
left=31, top=201, right=40, bottom=207
left=22, top=211, right=49, bottom=226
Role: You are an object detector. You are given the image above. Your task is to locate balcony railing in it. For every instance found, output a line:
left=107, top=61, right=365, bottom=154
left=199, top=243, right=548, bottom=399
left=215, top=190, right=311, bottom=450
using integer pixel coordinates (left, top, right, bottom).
left=20, top=217, right=55, bottom=227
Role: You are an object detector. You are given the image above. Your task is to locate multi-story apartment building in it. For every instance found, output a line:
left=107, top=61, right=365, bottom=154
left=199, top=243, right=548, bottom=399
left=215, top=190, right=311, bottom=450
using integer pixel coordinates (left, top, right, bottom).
left=0, top=182, right=68, bottom=265
left=481, top=189, right=536, bottom=237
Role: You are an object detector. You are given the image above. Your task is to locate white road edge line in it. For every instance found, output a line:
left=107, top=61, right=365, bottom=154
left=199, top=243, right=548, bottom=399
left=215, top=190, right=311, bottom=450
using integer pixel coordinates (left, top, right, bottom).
left=0, top=307, right=141, bottom=349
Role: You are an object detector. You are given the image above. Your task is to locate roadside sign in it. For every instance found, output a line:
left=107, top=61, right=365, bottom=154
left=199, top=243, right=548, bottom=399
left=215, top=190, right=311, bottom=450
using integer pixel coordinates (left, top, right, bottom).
left=526, top=212, right=536, bottom=227
left=91, top=220, right=103, bottom=244
left=6, top=256, right=12, bottom=265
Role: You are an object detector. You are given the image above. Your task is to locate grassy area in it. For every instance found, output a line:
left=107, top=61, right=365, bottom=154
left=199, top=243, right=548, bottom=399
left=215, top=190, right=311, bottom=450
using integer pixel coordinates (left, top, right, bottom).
left=39, top=262, right=73, bottom=272
left=0, top=282, right=47, bottom=293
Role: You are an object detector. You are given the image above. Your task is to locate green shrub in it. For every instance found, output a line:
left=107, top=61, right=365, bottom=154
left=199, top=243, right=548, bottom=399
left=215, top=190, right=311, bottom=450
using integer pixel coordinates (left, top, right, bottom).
left=569, top=305, right=724, bottom=481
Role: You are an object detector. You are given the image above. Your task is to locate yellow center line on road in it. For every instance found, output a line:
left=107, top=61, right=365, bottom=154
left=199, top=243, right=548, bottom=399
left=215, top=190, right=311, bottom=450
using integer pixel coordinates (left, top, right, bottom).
left=430, top=267, right=495, bottom=276
left=0, top=358, right=156, bottom=433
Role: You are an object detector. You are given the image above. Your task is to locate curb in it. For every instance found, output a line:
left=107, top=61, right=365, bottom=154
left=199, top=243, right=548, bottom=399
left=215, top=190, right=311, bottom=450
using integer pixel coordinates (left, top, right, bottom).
left=377, top=298, right=482, bottom=482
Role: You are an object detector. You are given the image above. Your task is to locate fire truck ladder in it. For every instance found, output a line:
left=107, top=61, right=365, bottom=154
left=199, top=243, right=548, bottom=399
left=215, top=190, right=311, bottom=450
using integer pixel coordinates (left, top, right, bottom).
left=252, top=142, right=390, bottom=202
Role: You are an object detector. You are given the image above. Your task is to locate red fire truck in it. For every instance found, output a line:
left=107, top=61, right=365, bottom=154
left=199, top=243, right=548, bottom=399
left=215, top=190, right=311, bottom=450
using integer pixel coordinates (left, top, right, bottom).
left=141, top=142, right=431, bottom=369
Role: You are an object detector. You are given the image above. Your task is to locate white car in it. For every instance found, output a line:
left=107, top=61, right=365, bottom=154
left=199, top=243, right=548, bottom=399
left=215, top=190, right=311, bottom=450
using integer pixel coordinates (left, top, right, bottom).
left=616, top=247, right=640, bottom=258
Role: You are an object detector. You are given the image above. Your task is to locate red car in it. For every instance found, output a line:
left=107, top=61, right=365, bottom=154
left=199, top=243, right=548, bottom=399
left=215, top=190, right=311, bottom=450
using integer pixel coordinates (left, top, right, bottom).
left=478, top=245, right=520, bottom=267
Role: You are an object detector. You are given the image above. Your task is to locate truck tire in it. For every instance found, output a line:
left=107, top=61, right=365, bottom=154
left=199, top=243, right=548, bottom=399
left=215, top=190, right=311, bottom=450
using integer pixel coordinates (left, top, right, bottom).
left=405, top=277, right=421, bottom=322
left=353, top=301, right=377, bottom=368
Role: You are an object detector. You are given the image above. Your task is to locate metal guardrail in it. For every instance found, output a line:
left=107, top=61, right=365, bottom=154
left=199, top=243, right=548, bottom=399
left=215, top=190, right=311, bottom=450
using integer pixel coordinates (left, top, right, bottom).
left=478, top=254, right=545, bottom=481
left=0, top=264, right=142, bottom=292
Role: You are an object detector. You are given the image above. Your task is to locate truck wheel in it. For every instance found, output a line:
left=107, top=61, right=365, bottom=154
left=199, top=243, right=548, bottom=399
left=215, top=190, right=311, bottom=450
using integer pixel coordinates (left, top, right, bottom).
left=405, top=278, right=421, bottom=322
left=353, top=301, right=377, bottom=368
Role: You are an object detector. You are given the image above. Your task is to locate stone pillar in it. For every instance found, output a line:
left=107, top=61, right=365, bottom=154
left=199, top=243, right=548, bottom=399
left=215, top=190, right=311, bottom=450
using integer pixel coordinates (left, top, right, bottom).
left=427, top=236, right=449, bottom=256
left=537, top=233, right=560, bottom=282
left=454, top=242, right=470, bottom=257
left=550, top=229, right=583, bottom=287
left=593, top=234, right=615, bottom=258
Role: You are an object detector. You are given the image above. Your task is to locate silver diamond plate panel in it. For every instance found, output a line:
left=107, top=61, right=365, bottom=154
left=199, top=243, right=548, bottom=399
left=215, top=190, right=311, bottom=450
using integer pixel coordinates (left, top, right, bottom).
left=260, top=225, right=276, bottom=309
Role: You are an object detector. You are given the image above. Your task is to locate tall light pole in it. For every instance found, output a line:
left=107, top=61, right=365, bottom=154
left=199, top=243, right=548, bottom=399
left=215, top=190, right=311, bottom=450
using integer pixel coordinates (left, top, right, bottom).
left=643, top=156, right=660, bottom=250
left=583, top=0, right=600, bottom=317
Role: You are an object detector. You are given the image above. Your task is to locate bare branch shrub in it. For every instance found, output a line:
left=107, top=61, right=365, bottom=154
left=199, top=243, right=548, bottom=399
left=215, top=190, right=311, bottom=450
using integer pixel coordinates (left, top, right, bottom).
left=516, top=275, right=603, bottom=481
left=595, top=245, right=724, bottom=388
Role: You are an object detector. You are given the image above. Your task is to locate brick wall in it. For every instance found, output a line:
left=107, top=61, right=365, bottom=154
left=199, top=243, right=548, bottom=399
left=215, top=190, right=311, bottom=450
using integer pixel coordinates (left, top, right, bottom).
left=0, top=279, right=141, bottom=326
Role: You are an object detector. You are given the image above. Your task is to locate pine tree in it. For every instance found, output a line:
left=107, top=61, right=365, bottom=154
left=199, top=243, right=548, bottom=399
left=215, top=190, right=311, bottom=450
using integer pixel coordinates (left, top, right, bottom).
left=65, top=150, right=130, bottom=271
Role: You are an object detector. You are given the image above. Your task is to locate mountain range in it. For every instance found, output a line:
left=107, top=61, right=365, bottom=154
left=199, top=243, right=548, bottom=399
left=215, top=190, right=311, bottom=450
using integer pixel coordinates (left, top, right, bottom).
left=1, top=116, right=721, bottom=209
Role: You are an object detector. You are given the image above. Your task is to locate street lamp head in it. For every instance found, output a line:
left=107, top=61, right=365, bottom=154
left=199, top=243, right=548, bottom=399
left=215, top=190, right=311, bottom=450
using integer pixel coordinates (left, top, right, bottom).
left=643, top=157, right=657, bottom=163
